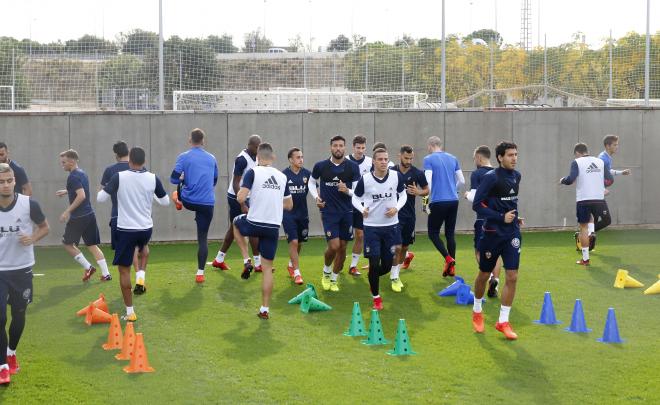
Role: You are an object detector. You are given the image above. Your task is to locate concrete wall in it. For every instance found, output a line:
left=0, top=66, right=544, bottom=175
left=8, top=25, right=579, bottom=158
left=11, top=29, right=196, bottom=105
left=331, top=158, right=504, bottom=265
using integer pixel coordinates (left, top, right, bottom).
left=0, top=109, right=657, bottom=245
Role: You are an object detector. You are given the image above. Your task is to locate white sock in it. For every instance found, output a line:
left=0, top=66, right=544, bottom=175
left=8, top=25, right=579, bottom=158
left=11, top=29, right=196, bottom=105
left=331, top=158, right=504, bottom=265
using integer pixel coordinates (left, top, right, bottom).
left=473, top=298, right=483, bottom=313
left=215, top=251, right=226, bottom=262
left=0, top=364, right=8, bottom=370
left=350, top=253, right=360, bottom=268
left=330, top=272, right=338, bottom=282
left=499, top=305, right=511, bottom=323
left=135, top=270, right=146, bottom=284
left=390, top=264, right=400, bottom=280
left=196, top=269, right=204, bottom=276
left=74, top=253, right=92, bottom=270
left=582, top=247, right=590, bottom=261
left=254, top=255, right=261, bottom=267
left=243, top=258, right=251, bottom=264
left=588, top=223, right=595, bottom=234
left=260, top=306, right=269, bottom=313
left=323, top=265, right=332, bottom=274
left=373, top=294, right=380, bottom=299
left=406, top=251, right=413, bottom=259
left=294, top=269, right=301, bottom=277
left=126, top=306, right=134, bottom=315
left=288, top=260, right=293, bottom=268
left=97, top=259, right=110, bottom=277
left=6, top=348, right=16, bottom=356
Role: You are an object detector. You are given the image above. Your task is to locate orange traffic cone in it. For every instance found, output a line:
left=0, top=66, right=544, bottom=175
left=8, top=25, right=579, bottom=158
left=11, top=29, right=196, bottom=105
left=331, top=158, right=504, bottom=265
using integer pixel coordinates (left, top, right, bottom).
left=76, top=293, right=109, bottom=316
left=115, top=322, right=136, bottom=360
left=123, top=333, right=155, bottom=373
left=102, top=314, right=123, bottom=350
left=84, top=305, right=112, bottom=326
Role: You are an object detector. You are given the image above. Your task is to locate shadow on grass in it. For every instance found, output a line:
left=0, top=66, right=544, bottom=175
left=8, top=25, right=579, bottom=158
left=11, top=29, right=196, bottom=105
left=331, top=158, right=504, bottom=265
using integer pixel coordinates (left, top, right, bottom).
left=155, top=286, right=203, bottom=318
left=221, top=320, right=284, bottom=362
left=62, top=334, right=113, bottom=371
left=30, top=282, right=95, bottom=315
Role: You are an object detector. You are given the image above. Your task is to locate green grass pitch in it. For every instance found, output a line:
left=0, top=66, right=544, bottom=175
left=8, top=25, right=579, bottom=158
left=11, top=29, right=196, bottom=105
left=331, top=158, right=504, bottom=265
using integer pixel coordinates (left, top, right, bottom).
left=1, top=229, right=659, bottom=404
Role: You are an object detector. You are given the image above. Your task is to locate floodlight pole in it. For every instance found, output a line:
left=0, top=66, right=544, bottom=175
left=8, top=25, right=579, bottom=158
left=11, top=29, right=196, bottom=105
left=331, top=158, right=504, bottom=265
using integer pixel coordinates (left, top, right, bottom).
left=609, top=30, right=613, bottom=100
left=441, top=0, right=446, bottom=107
left=158, top=0, right=164, bottom=110
left=644, top=0, right=650, bottom=106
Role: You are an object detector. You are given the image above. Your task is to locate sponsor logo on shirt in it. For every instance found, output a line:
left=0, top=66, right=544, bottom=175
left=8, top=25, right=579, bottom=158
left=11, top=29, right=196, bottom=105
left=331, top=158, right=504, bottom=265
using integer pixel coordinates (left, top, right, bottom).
left=262, top=175, right=281, bottom=190
left=586, top=162, right=601, bottom=173
left=371, top=192, right=393, bottom=201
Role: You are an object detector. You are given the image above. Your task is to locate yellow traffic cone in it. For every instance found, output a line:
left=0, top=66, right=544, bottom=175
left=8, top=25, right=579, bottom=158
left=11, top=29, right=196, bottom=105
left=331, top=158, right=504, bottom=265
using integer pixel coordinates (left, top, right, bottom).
left=613, top=269, right=644, bottom=289
left=643, top=280, right=660, bottom=295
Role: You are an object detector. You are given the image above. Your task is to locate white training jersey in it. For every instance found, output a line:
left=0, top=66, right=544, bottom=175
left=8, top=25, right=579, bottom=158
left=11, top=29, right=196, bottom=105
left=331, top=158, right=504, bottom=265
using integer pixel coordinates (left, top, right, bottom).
left=242, top=166, right=291, bottom=226
left=353, top=169, right=406, bottom=227
left=113, top=170, right=168, bottom=230
left=349, top=154, right=373, bottom=177
left=575, top=156, right=606, bottom=201
left=0, top=194, right=37, bottom=271
left=228, top=150, right=258, bottom=195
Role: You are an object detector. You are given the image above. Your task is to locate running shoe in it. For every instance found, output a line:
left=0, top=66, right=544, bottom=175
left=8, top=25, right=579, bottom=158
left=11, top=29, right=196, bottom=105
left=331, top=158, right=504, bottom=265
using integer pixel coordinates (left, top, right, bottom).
left=321, top=274, right=332, bottom=290
left=349, top=266, right=361, bottom=276
left=487, top=278, right=499, bottom=298
left=472, top=312, right=485, bottom=333
left=121, top=313, right=137, bottom=322
left=391, top=278, right=403, bottom=293
left=6, top=355, right=19, bottom=375
left=576, top=259, right=590, bottom=266
left=212, top=260, right=230, bottom=270
left=373, top=296, right=384, bottom=311
left=401, top=251, right=415, bottom=269
left=495, top=322, right=518, bottom=340
left=294, top=275, right=304, bottom=285
left=241, top=261, right=254, bottom=280
left=195, top=274, right=205, bottom=283
left=100, top=274, right=112, bottom=282
left=329, top=280, right=340, bottom=292
left=442, top=256, right=456, bottom=277
left=257, top=311, right=269, bottom=320
left=82, top=266, right=96, bottom=282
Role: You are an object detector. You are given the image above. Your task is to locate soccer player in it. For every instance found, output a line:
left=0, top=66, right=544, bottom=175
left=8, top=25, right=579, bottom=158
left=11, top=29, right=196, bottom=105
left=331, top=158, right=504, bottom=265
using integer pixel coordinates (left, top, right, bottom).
left=0, top=142, right=32, bottom=196
left=423, top=136, right=465, bottom=277
left=282, top=147, right=310, bottom=285
left=232, top=143, right=292, bottom=319
left=0, top=163, right=49, bottom=384
left=352, top=148, right=407, bottom=310
left=465, top=145, right=501, bottom=298
left=212, top=135, right=262, bottom=271
left=391, top=145, right=428, bottom=292
left=170, top=128, right=219, bottom=284
left=560, top=143, right=613, bottom=266
left=372, top=142, right=396, bottom=168
left=57, top=149, right=111, bottom=282
left=347, top=135, right=372, bottom=276
left=309, top=135, right=360, bottom=292
left=98, top=147, right=169, bottom=321
left=100, top=141, right=148, bottom=291
left=471, top=142, right=523, bottom=340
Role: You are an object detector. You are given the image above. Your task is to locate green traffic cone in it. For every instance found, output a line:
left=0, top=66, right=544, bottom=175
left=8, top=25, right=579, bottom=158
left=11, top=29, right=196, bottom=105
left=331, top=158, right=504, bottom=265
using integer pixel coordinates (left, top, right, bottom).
left=361, top=310, right=390, bottom=346
left=300, top=294, right=332, bottom=313
left=387, top=319, right=417, bottom=356
left=343, top=302, right=367, bottom=337
left=288, top=283, right=318, bottom=305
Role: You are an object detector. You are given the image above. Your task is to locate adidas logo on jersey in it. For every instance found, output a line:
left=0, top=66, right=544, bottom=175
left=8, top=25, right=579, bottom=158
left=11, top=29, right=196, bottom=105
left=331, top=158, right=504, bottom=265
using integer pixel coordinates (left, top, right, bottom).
left=586, top=162, right=601, bottom=173
left=509, top=188, right=515, bottom=194
left=262, top=175, right=281, bottom=190
left=288, top=179, right=293, bottom=184
left=332, top=176, right=339, bottom=181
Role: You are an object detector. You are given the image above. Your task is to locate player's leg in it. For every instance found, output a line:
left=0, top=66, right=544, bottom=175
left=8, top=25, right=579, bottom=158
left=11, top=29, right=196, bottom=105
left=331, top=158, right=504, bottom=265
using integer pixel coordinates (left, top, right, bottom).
left=213, top=194, right=240, bottom=270
left=329, top=240, right=348, bottom=292
left=82, top=215, right=111, bottom=280
left=576, top=203, right=592, bottom=265
left=0, top=287, right=9, bottom=383
left=232, top=215, right=257, bottom=280
left=349, top=210, right=364, bottom=275
left=494, top=235, right=521, bottom=340
left=472, top=234, right=498, bottom=333
left=364, top=226, right=382, bottom=309
left=289, top=218, right=307, bottom=284
left=389, top=224, right=404, bottom=292
left=400, top=219, right=416, bottom=269
left=257, top=228, right=278, bottom=319
left=427, top=203, right=449, bottom=256
left=133, top=237, right=150, bottom=295
left=4, top=270, right=32, bottom=377
left=593, top=201, right=612, bottom=232
left=62, top=217, right=97, bottom=281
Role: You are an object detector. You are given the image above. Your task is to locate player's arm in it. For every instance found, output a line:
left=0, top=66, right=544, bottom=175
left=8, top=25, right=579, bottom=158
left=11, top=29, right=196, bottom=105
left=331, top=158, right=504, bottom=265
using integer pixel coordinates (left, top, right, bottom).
left=454, top=160, right=465, bottom=190
left=472, top=174, right=507, bottom=222
left=97, top=173, right=119, bottom=203
left=283, top=184, right=293, bottom=211
left=559, top=161, right=579, bottom=185
left=351, top=178, right=367, bottom=215
left=170, top=154, right=185, bottom=185
left=236, top=169, right=254, bottom=206
left=309, top=163, right=324, bottom=208
left=409, top=170, right=430, bottom=197
left=20, top=199, right=50, bottom=246
left=154, top=176, right=171, bottom=206
left=232, top=156, right=248, bottom=194
left=21, top=182, right=33, bottom=197
left=60, top=178, right=86, bottom=222
left=392, top=173, right=408, bottom=215
left=213, top=161, right=219, bottom=186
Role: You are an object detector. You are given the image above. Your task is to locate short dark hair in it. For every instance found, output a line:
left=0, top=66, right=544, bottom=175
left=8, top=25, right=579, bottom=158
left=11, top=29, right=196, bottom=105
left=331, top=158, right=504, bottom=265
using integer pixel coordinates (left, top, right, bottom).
left=190, top=128, right=205, bottom=145
left=288, top=147, right=301, bottom=159
left=258, top=142, right=273, bottom=153
left=59, top=149, right=79, bottom=160
left=113, top=141, right=129, bottom=157
left=495, top=141, right=517, bottom=165
left=373, top=148, right=388, bottom=159
left=603, top=134, right=619, bottom=147
left=0, top=142, right=7, bottom=150
left=574, top=143, right=588, bottom=155
left=474, top=145, right=491, bottom=159
left=330, top=135, right=345, bottom=145
left=352, top=135, right=367, bottom=145
left=372, top=142, right=387, bottom=151
left=400, top=145, right=413, bottom=154
left=129, top=147, right=146, bottom=165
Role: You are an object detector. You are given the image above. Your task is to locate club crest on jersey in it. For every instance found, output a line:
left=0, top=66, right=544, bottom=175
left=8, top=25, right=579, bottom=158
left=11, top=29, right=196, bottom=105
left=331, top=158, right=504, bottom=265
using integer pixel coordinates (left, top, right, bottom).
left=326, top=231, right=332, bottom=237
left=22, top=288, right=31, bottom=300
left=511, top=238, right=521, bottom=248
left=390, top=246, right=396, bottom=254
left=303, top=177, right=308, bottom=183
left=484, top=251, right=492, bottom=259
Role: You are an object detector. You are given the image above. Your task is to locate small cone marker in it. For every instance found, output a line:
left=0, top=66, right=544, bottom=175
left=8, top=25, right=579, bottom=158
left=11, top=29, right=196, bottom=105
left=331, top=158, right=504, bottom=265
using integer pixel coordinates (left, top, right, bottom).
left=644, top=279, right=660, bottom=295
left=438, top=277, right=465, bottom=297
left=288, top=283, right=318, bottom=304
left=534, top=292, right=561, bottom=325
left=102, top=313, right=123, bottom=350
left=343, top=302, right=367, bottom=337
left=597, top=308, right=624, bottom=343
left=564, top=299, right=591, bottom=333
left=84, top=305, right=112, bottom=326
left=455, top=284, right=475, bottom=305
left=362, top=310, right=390, bottom=346
left=613, top=269, right=644, bottom=289
left=300, top=294, right=332, bottom=313
left=387, top=319, right=417, bottom=356
left=76, top=293, right=109, bottom=316
left=115, top=322, right=136, bottom=360
left=123, top=333, right=155, bottom=373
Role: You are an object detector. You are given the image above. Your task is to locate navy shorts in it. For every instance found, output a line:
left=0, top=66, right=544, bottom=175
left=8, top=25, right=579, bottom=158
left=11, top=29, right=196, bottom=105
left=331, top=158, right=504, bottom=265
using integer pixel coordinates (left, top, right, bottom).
left=321, top=211, right=354, bottom=241
left=109, top=218, right=119, bottom=250
left=363, top=224, right=402, bottom=259
left=63, top=213, right=101, bottom=246
left=576, top=200, right=609, bottom=224
left=0, top=267, right=33, bottom=311
left=477, top=231, right=522, bottom=272
left=352, top=209, right=364, bottom=230
left=282, top=215, right=309, bottom=243
left=233, top=215, right=280, bottom=260
left=399, top=218, right=416, bottom=246
left=113, top=229, right=152, bottom=267
left=182, top=198, right=214, bottom=233
left=427, top=200, right=459, bottom=235
left=227, top=194, right=243, bottom=222
left=473, top=219, right=485, bottom=249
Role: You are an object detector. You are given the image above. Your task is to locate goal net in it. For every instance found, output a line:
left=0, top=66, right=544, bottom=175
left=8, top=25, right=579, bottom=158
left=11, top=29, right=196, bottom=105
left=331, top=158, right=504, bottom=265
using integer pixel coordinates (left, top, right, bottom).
left=0, top=86, right=15, bottom=111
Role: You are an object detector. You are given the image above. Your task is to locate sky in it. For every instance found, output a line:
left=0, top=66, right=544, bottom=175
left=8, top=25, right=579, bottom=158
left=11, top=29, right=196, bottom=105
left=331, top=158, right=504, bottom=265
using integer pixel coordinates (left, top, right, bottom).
left=1, top=0, right=658, bottom=49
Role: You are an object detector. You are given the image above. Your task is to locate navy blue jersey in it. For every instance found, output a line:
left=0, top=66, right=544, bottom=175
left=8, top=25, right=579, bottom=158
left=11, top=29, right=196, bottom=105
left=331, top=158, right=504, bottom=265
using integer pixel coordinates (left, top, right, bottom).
left=470, top=166, right=494, bottom=220
left=66, top=168, right=94, bottom=218
left=472, top=167, right=521, bottom=237
left=101, top=161, right=130, bottom=220
left=283, top=167, right=311, bottom=219
left=392, top=164, right=428, bottom=221
left=311, top=158, right=361, bottom=214
left=8, top=160, right=29, bottom=194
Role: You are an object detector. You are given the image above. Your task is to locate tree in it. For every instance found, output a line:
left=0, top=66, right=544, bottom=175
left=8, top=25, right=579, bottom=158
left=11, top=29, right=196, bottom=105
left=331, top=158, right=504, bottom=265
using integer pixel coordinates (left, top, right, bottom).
left=395, top=34, right=415, bottom=47
left=464, top=29, right=503, bottom=47
left=65, top=35, right=117, bottom=54
left=328, top=35, right=352, bottom=52
left=0, top=39, right=30, bottom=108
left=352, top=34, right=366, bottom=49
left=206, top=34, right=237, bottom=53
left=120, top=29, right=158, bottom=55
left=288, top=35, right=304, bottom=52
left=242, top=29, right=273, bottom=53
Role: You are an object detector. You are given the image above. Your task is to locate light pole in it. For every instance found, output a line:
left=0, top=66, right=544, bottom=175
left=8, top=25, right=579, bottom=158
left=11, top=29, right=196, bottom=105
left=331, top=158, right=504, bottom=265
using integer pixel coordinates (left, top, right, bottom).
left=400, top=38, right=409, bottom=92
left=644, top=0, right=650, bottom=106
left=441, top=0, right=446, bottom=107
left=158, top=0, right=164, bottom=110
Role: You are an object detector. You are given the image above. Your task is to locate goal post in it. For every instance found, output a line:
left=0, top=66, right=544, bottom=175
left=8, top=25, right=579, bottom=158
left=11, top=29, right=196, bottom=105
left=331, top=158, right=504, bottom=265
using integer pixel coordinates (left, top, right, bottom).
left=0, top=86, right=15, bottom=111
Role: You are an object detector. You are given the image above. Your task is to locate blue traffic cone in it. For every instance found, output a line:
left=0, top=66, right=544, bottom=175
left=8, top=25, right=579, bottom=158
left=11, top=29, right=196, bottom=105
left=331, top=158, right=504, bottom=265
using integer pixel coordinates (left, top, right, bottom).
left=597, top=308, right=624, bottom=343
left=455, top=284, right=474, bottom=305
left=565, top=299, right=591, bottom=333
left=438, top=277, right=465, bottom=297
left=533, top=292, right=562, bottom=325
